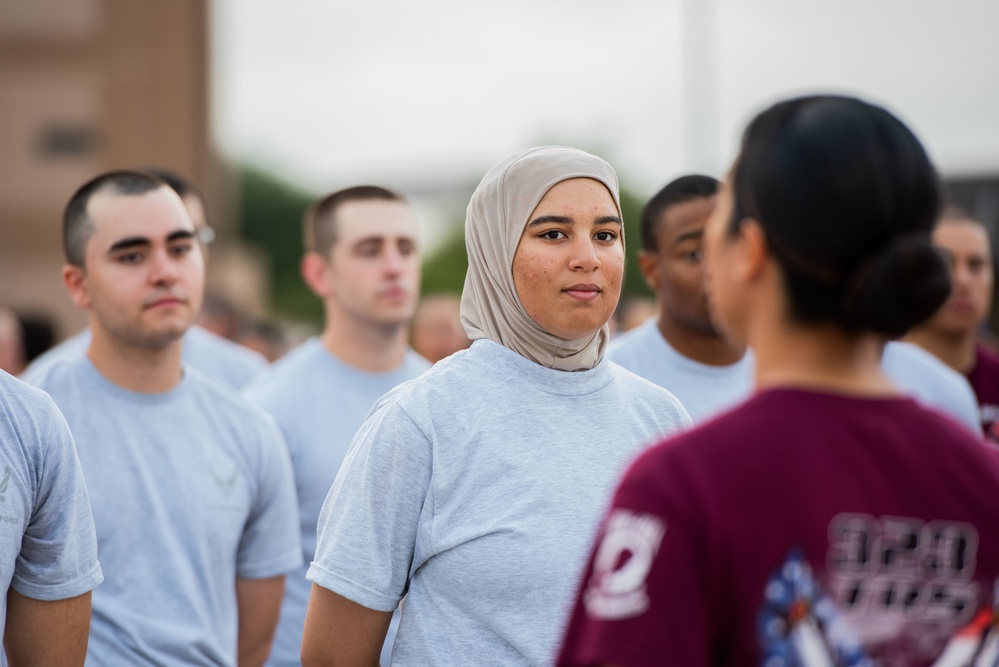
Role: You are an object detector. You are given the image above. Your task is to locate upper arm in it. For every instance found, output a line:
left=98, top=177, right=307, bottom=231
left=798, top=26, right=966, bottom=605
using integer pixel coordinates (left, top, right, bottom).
left=301, top=584, right=392, bottom=667
left=308, top=401, right=433, bottom=612
left=235, top=575, right=285, bottom=667
left=3, top=588, right=91, bottom=666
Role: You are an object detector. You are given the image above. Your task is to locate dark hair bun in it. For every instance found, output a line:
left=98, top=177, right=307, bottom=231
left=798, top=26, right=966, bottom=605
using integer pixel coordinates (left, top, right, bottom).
left=842, top=234, right=951, bottom=338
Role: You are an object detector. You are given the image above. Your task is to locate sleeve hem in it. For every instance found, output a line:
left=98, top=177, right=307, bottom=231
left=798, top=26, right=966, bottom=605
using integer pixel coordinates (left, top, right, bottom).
left=12, top=561, right=103, bottom=601
left=305, top=563, right=400, bottom=613
left=237, top=549, right=303, bottom=579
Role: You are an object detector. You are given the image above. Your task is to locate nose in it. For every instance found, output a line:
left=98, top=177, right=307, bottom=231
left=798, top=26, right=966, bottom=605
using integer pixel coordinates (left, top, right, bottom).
left=951, top=262, right=973, bottom=291
left=570, top=236, right=600, bottom=272
left=149, top=248, right=180, bottom=286
left=383, top=246, right=407, bottom=277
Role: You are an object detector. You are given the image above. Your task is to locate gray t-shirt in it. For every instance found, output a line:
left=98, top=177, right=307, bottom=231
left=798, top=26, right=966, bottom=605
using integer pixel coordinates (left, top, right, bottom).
left=28, top=356, right=301, bottom=666
left=608, top=318, right=754, bottom=422
left=0, top=371, right=103, bottom=664
left=244, top=338, right=429, bottom=667
left=882, top=340, right=981, bottom=434
left=307, top=339, right=691, bottom=666
left=21, top=324, right=267, bottom=391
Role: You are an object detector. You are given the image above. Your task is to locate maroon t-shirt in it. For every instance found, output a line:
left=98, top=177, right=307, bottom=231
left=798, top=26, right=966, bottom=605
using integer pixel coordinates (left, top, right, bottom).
left=967, top=342, right=999, bottom=444
left=558, top=388, right=999, bottom=667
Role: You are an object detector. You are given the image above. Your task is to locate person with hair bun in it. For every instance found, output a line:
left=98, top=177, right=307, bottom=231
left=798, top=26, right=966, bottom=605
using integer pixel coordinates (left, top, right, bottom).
left=300, top=146, right=690, bottom=666
left=558, top=95, right=999, bottom=666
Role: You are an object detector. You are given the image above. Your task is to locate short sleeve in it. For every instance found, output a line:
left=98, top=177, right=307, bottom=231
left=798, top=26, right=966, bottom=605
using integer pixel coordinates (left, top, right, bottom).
left=236, top=412, right=302, bottom=579
left=307, top=399, right=433, bottom=612
left=13, top=400, right=103, bottom=601
left=557, top=446, right=712, bottom=667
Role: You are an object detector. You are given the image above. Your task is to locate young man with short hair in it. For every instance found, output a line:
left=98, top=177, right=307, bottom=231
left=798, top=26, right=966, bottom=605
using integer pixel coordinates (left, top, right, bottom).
left=608, top=175, right=753, bottom=422
left=906, top=206, right=999, bottom=440
left=244, top=186, right=430, bottom=667
left=28, top=170, right=300, bottom=666
left=22, top=168, right=267, bottom=390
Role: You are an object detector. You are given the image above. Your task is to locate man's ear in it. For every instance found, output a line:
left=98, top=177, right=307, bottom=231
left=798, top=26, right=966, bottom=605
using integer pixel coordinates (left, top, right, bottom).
left=636, top=249, right=659, bottom=293
left=300, top=251, right=333, bottom=299
left=62, top=264, right=91, bottom=308
left=731, top=219, right=770, bottom=284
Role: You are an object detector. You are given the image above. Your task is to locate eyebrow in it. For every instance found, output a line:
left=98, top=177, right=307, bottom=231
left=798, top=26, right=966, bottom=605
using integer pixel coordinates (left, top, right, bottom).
left=672, top=230, right=704, bottom=246
left=526, top=214, right=623, bottom=227
left=108, top=229, right=195, bottom=253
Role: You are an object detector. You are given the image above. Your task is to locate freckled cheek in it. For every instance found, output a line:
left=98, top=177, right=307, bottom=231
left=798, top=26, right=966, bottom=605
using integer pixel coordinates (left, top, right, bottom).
left=603, top=251, right=625, bottom=287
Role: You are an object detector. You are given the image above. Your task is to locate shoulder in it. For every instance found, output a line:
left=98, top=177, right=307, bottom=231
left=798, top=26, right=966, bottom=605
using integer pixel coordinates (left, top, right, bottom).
left=186, top=325, right=267, bottom=364
left=607, top=320, right=658, bottom=358
left=884, top=341, right=973, bottom=394
left=0, top=371, right=78, bottom=491
left=403, top=348, right=433, bottom=374
left=19, top=332, right=89, bottom=387
left=242, top=339, right=322, bottom=399
left=0, top=370, right=67, bottom=435
left=19, top=351, right=86, bottom=396
left=606, top=361, right=691, bottom=421
left=884, top=340, right=945, bottom=371
left=183, top=325, right=268, bottom=387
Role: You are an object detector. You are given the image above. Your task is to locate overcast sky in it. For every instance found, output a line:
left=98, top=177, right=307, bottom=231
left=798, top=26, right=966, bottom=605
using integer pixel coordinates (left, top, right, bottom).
left=211, top=0, right=999, bottom=199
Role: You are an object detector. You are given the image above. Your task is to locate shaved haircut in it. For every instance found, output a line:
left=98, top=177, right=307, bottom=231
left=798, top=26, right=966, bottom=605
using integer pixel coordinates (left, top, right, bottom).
left=641, top=175, right=719, bottom=252
left=303, top=185, right=405, bottom=258
left=63, top=170, right=166, bottom=267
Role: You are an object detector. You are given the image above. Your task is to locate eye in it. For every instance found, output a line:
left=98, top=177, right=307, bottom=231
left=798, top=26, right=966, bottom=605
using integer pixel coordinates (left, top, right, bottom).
left=398, top=239, right=416, bottom=256
left=116, top=252, right=143, bottom=265
left=539, top=230, right=567, bottom=241
left=169, top=242, right=194, bottom=257
left=682, top=249, right=703, bottom=262
left=594, top=230, right=618, bottom=243
left=356, top=241, right=381, bottom=257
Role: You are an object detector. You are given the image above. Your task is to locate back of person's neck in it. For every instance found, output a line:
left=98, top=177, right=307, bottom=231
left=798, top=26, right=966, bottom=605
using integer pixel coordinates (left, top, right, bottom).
left=903, top=327, right=978, bottom=374
left=656, top=316, right=745, bottom=367
left=86, top=327, right=184, bottom=393
left=321, top=315, right=408, bottom=373
left=751, top=319, right=895, bottom=397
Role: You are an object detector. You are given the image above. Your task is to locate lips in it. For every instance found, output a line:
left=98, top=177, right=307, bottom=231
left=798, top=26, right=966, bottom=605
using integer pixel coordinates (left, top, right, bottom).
left=143, top=294, right=187, bottom=310
left=380, top=286, right=409, bottom=300
left=562, top=283, right=603, bottom=301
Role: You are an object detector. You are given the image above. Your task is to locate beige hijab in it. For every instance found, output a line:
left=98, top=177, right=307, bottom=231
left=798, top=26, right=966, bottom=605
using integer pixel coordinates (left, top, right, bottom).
left=460, top=146, right=622, bottom=371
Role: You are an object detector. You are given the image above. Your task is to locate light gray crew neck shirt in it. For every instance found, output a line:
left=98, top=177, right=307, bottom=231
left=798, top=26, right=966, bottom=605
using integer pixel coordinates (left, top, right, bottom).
left=28, top=356, right=301, bottom=666
left=308, top=339, right=690, bottom=666
left=244, top=338, right=429, bottom=667
left=608, top=318, right=754, bottom=422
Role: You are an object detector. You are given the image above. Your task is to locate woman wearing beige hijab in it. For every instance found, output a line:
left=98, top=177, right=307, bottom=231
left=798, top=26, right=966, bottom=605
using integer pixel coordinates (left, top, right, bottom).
left=301, top=146, right=690, bottom=666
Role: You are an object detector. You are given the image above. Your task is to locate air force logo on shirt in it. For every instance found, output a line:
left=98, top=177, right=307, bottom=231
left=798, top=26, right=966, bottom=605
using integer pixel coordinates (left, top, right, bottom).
left=583, top=509, right=666, bottom=620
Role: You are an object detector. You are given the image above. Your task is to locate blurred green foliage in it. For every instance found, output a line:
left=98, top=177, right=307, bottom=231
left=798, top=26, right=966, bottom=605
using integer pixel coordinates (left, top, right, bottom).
left=236, top=165, right=652, bottom=323
left=236, top=165, right=318, bottom=322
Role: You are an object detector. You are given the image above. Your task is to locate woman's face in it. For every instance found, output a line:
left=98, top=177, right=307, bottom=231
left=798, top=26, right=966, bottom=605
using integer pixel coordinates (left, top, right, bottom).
left=703, top=180, right=749, bottom=343
left=512, top=177, right=624, bottom=340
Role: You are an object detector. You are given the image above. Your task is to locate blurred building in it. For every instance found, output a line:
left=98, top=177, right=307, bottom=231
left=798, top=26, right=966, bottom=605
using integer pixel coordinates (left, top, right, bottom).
left=0, top=0, right=238, bottom=340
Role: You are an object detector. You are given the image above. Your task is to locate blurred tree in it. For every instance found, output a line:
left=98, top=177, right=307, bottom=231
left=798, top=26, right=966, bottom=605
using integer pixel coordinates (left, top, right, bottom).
left=420, top=225, right=467, bottom=296
left=236, top=165, right=319, bottom=322
left=619, top=187, right=652, bottom=298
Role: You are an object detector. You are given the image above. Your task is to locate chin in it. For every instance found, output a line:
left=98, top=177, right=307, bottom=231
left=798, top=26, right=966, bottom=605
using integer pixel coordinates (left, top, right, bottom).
left=140, top=320, right=192, bottom=348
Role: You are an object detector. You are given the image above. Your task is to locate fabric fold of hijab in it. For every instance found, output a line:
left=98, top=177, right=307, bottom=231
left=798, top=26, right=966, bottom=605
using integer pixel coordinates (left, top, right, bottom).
left=460, top=146, right=622, bottom=371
